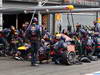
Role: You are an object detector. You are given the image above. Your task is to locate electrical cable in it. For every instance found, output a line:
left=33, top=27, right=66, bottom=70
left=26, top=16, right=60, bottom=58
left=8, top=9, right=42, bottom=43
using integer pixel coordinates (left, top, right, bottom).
left=24, top=11, right=36, bottom=35
left=70, top=10, right=75, bottom=32
left=24, top=0, right=48, bottom=35
left=67, top=12, right=71, bottom=27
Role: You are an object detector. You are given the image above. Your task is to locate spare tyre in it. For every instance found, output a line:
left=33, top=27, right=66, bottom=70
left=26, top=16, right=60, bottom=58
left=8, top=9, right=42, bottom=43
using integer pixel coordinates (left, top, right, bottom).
left=60, top=51, right=76, bottom=65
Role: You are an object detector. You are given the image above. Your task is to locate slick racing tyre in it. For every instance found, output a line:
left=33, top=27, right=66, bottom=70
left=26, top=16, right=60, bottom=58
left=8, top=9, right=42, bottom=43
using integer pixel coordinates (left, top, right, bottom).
left=61, top=51, right=76, bottom=65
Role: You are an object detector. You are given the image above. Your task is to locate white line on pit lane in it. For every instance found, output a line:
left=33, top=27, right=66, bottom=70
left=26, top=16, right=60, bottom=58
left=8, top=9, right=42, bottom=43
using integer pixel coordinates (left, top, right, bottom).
left=85, top=71, right=100, bottom=75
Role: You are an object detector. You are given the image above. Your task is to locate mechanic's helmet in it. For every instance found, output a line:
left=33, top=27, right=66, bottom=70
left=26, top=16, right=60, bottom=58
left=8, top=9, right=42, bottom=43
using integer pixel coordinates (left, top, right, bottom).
left=94, top=32, right=99, bottom=36
left=33, top=17, right=38, bottom=22
left=11, top=26, right=16, bottom=30
left=56, top=34, right=61, bottom=40
left=43, top=34, right=49, bottom=41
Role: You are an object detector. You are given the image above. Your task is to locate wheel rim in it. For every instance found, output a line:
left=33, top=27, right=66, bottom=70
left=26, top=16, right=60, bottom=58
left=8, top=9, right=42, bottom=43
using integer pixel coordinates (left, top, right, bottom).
left=67, top=52, right=75, bottom=64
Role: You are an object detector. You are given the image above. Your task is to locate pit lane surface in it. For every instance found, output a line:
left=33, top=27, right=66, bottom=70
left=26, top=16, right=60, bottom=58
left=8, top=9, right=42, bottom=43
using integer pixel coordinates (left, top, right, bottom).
left=0, top=57, right=100, bottom=75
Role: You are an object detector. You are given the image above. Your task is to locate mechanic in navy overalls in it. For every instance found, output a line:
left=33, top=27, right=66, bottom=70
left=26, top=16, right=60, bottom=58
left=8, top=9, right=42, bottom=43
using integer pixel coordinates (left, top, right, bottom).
left=29, top=17, right=42, bottom=66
